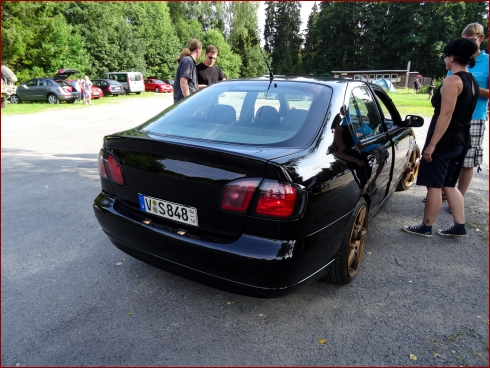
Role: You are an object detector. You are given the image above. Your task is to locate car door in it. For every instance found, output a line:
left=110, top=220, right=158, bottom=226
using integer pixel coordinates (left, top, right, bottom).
left=372, top=88, right=412, bottom=193
left=348, top=85, right=393, bottom=213
left=19, top=79, right=40, bottom=101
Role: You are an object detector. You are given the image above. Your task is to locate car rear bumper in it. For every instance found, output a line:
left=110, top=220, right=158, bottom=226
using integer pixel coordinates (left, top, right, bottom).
left=93, top=191, right=334, bottom=297
left=105, top=90, right=125, bottom=96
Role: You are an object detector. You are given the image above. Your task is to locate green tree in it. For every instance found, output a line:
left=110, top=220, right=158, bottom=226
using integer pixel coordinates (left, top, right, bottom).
left=264, top=1, right=303, bottom=75
left=127, top=2, right=181, bottom=79
left=301, top=2, right=320, bottom=74
left=226, top=2, right=265, bottom=77
left=2, top=1, right=88, bottom=81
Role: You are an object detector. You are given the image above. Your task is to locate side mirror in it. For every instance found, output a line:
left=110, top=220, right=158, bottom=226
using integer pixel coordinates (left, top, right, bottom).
left=402, top=115, right=424, bottom=127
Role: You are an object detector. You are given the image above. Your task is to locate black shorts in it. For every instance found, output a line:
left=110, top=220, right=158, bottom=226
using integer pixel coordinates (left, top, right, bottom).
left=416, top=145, right=465, bottom=188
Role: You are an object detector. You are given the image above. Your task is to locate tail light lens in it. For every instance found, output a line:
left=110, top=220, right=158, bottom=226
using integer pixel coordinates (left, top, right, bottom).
left=220, top=178, right=304, bottom=219
left=98, top=153, right=108, bottom=179
left=256, top=180, right=297, bottom=218
left=98, top=150, right=125, bottom=185
left=220, top=179, right=261, bottom=212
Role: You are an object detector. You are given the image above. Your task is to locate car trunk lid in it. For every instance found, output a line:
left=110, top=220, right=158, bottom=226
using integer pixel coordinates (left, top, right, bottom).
left=103, top=134, right=300, bottom=238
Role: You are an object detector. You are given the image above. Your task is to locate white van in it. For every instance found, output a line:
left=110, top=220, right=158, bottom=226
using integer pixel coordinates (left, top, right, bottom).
left=99, top=72, right=145, bottom=94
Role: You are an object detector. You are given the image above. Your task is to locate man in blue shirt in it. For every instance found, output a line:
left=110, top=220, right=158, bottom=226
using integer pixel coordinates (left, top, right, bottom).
left=448, top=23, right=489, bottom=197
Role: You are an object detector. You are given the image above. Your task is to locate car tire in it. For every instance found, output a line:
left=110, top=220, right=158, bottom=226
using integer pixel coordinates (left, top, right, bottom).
left=47, top=94, right=59, bottom=104
left=155, top=88, right=159, bottom=93
left=326, top=197, right=368, bottom=285
left=9, top=94, right=21, bottom=104
left=136, top=92, right=141, bottom=95
left=397, top=144, right=420, bottom=191
left=114, top=94, right=119, bottom=97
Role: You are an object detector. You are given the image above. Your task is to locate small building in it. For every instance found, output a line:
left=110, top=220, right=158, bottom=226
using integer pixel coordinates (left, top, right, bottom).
left=331, top=70, right=422, bottom=87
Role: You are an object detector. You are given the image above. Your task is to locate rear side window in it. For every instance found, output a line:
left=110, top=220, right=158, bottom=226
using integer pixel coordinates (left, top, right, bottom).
left=130, top=73, right=142, bottom=81
left=139, top=81, right=331, bottom=147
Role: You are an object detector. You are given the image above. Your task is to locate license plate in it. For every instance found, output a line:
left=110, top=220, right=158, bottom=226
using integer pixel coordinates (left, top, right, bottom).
left=138, top=194, right=198, bottom=226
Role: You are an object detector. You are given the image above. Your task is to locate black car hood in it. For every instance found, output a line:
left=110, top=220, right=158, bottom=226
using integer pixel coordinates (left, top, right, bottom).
left=53, top=68, right=79, bottom=81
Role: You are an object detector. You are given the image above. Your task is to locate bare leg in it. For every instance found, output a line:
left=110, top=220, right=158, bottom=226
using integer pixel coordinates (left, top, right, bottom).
left=423, top=187, right=442, bottom=226
left=457, top=167, right=473, bottom=197
left=443, top=186, right=465, bottom=224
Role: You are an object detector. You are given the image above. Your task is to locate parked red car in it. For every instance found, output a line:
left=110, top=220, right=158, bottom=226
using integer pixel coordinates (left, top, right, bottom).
left=144, top=78, right=173, bottom=93
left=67, top=79, right=103, bottom=99
left=90, top=85, right=103, bottom=99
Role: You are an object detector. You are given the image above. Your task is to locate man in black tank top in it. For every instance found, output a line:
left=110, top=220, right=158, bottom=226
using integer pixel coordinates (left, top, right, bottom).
left=403, top=38, right=479, bottom=238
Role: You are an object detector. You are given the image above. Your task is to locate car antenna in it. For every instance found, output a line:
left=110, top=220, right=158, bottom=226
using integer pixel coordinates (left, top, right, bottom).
left=259, top=48, right=274, bottom=82
left=259, top=48, right=275, bottom=107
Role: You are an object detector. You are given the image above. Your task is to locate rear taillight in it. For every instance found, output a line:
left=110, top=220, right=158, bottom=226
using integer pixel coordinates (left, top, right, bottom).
left=98, top=150, right=125, bottom=185
left=98, top=153, right=108, bottom=179
left=256, top=180, right=297, bottom=218
left=220, top=179, right=261, bottom=212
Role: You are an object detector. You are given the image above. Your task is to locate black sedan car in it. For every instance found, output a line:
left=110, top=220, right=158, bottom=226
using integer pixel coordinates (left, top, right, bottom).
left=93, top=77, right=424, bottom=297
left=91, top=79, right=126, bottom=96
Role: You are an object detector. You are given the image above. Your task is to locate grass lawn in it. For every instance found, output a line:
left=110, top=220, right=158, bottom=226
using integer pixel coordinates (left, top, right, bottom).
left=2, top=86, right=434, bottom=119
left=1, top=91, right=173, bottom=116
left=387, top=87, right=434, bottom=118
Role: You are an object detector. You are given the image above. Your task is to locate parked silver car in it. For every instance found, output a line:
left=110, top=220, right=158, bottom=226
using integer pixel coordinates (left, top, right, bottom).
left=10, top=78, right=79, bottom=104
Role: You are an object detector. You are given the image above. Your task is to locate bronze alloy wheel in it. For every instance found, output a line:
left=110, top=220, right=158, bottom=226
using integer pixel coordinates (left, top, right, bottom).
left=397, top=145, right=420, bottom=191
left=326, top=197, right=369, bottom=285
left=347, top=203, right=368, bottom=278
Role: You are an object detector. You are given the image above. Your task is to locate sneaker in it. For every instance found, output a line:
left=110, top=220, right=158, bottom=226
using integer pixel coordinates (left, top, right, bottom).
left=423, top=194, right=447, bottom=203
left=403, top=223, right=433, bottom=237
left=436, top=223, right=466, bottom=238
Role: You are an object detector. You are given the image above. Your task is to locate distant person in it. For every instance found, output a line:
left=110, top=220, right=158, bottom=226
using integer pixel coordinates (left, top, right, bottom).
left=403, top=38, right=479, bottom=238
left=83, top=75, right=92, bottom=105
left=75, top=79, right=82, bottom=103
left=413, top=79, right=421, bottom=94
left=428, top=78, right=436, bottom=100
left=449, top=22, right=489, bottom=199
left=197, top=45, right=226, bottom=89
left=173, top=38, right=202, bottom=104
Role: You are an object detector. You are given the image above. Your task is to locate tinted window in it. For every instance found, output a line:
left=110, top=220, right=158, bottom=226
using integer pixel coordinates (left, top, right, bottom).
left=139, top=81, right=331, bottom=147
left=26, top=80, right=37, bottom=86
left=349, top=86, right=383, bottom=140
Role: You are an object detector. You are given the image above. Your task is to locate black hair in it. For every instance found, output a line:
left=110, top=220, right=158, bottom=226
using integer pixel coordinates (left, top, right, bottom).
left=453, top=55, right=476, bottom=68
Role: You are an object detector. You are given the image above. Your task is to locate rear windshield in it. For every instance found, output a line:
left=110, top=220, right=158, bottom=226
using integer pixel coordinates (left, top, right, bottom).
left=138, top=80, right=331, bottom=147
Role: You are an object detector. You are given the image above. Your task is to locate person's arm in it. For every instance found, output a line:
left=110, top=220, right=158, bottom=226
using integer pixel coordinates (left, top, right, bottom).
left=218, top=68, right=225, bottom=81
left=478, top=86, right=489, bottom=99
left=180, top=77, right=190, bottom=97
left=198, top=84, right=207, bottom=90
left=423, top=75, right=462, bottom=162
